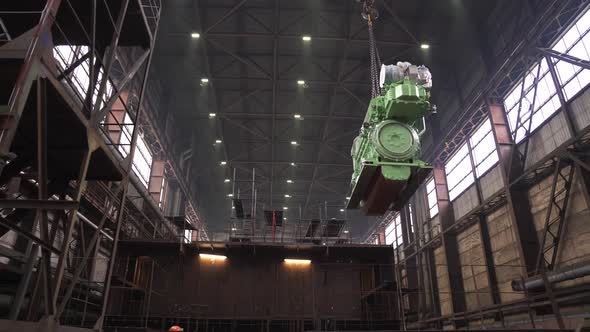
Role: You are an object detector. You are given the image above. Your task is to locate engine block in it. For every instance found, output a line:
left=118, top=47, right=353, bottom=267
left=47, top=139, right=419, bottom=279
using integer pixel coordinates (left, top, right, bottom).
left=348, top=62, right=433, bottom=215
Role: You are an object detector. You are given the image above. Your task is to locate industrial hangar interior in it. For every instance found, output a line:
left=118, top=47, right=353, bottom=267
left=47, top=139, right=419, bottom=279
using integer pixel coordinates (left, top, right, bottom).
left=0, top=0, right=590, bottom=331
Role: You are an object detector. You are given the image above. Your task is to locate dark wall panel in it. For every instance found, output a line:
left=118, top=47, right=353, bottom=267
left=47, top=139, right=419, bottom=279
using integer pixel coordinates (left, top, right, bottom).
left=116, top=242, right=394, bottom=321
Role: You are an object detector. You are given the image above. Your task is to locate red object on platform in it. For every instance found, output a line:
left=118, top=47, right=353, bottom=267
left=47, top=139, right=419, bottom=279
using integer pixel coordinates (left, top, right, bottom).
left=169, top=326, right=184, bottom=332
left=361, top=168, right=405, bottom=215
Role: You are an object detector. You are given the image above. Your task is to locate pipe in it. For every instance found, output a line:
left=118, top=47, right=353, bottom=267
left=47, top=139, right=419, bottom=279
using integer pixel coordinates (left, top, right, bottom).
left=512, top=262, right=590, bottom=291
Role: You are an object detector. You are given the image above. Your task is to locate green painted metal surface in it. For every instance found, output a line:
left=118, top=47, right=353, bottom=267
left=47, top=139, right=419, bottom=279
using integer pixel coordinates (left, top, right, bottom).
left=350, top=63, right=433, bottom=191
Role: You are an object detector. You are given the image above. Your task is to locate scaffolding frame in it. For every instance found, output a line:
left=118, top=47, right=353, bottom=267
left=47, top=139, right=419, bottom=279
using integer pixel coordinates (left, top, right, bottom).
left=0, top=1, right=212, bottom=330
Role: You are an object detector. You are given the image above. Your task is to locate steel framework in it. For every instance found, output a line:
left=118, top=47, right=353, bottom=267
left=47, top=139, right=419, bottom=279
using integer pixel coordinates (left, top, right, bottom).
left=366, top=0, right=590, bottom=329
left=0, top=1, right=203, bottom=330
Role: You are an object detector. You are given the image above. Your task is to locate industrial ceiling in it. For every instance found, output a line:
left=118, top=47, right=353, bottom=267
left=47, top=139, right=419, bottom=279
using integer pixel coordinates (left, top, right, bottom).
left=150, top=0, right=524, bottom=238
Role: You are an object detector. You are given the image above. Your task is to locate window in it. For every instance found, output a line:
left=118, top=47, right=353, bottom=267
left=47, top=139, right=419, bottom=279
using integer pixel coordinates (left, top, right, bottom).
left=551, top=9, right=590, bottom=100
left=53, top=46, right=153, bottom=188
left=385, top=218, right=395, bottom=245
left=184, top=229, right=192, bottom=244
left=445, top=143, right=474, bottom=201
left=53, top=46, right=113, bottom=106
left=503, top=9, right=590, bottom=142
left=426, top=178, right=438, bottom=218
left=408, top=204, right=415, bottom=233
left=118, top=113, right=153, bottom=188
left=385, top=213, right=403, bottom=249
left=504, top=59, right=559, bottom=143
left=469, top=119, right=499, bottom=177
left=393, top=214, right=403, bottom=248
left=159, top=176, right=167, bottom=208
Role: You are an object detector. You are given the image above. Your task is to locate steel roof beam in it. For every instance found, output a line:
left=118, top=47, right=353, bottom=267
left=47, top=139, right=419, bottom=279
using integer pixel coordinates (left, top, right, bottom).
left=302, top=0, right=354, bottom=216
left=205, top=32, right=417, bottom=46
left=206, top=38, right=272, bottom=79
left=204, top=0, right=249, bottom=34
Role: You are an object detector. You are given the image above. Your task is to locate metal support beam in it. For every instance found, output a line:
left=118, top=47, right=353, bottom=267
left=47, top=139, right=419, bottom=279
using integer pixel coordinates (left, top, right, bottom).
left=400, top=205, right=419, bottom=315
left=464, top=127, right=502, bottom=310
left=52, top=145, right=93, bottom=310
left=573, top=160, right=590, bottom=210
left=0, top=199, right=79, bottom=210
left=535, top=159, right=575, bottom=272
left=204, top=0, right=248, bottom=34
left=303, top=1, right=353, bottom=216
left=8, top=244, right=39, bottom=319
left=539, top=47, right=590, bottom=70
left=487, top=102, right=540, bottom=274
left=95, top=4, right=162, bottom=328
left=477, top=215, right=503, bottom=308
left=379, top=0, right=419, bottom=44
left=0, top=217, right=61, bottom=255
left=36, top=78, right=55, bottom=316
left=545, top=55, right=577, bottom=137
left=432, top=166, right=466, bottom=327
left=92, top=49, right=150, bottom=124
left=206, top=38, right=272, bottom=79
left=93, top=0, right=130, bottom=113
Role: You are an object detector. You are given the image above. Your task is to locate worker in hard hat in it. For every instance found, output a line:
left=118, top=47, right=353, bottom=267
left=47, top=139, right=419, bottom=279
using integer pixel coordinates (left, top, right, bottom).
left=168, top=326, right=183, bottom=332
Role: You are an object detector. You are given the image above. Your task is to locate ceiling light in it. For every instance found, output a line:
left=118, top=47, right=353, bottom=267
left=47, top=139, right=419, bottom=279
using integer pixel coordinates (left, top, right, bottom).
left=346, top=196, right=350, bottom=200
left=227, top=193, right=233, bottom=197
left=420, top=43, right=430, bottom=49
left=215, top=139, right=222, bottom=144
left=344, top=230, right=349, bottom=234
left=220, top=161, right=227, bottom=165
left=284, top=258, right=311, bottom=264
left=231, top=227, right=237, bottom=230
left=284, top=194, right=291, bottom=198
left=209, top=113, right=216, bottom=118
left=224, top=179, right=230, bottom=183
left=297, top=80, right=305, bottom=86
left=340, top=209, right=345, bottom=212
left=293, top=114, right=301, bottom=119
left=191, top=32, right=200, bottom=39
left=284, top=217, right=287, bottom=220
left=286, top=179, right=293, bottom=184
left=283, top=207, right=288, bottom=210
left=290, top=162, right=296, bottom=166
left=199, top=253, right=226, bottom=260
left=291, top=141, right=298, bottom=145
left=302, top=35, right=312, bottom=42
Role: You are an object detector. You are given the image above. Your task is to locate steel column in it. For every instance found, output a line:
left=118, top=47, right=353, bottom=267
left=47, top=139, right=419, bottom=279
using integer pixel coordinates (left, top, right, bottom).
left=399, top=205, right=419, bottom=317
left=92, top=0, right=130, bottom=113
left=464, top=129, right=502, bottom=310
left=0, top=199, right=79, bottom=209
left=36, top=78, right=55, bottom=316
left=432, top=166, right=466, bottom=327
left=8, top=244, right=39, bottom=320
left=544, top=55, right=577, bottom=137
left=95, top=6, right=162, bottom=329
left=535, top=159, right=575, bottom=272
left=487, top=102, right=540, bottom=274
left=51, top=145, right=93, bottom=311
left=539, top=47, right=590, bottom=70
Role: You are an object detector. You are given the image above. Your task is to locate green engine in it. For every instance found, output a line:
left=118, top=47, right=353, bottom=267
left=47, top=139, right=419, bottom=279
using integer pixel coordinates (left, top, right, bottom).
left=348, top=62, right=433, bottom=215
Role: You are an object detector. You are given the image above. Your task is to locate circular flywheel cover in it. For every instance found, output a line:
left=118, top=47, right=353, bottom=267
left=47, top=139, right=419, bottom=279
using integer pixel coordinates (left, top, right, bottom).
left=371, top=120, right=419, bottom=161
